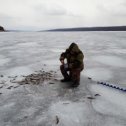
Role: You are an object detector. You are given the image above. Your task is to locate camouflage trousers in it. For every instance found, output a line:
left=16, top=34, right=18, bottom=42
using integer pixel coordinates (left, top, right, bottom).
left=60, top=64, right=83, bottom=84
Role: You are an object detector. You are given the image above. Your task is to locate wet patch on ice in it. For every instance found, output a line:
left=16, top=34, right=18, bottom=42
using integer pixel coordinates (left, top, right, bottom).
left=84, top=68, right=113, bottom=81
left=93, top=55, right=126, bottom=67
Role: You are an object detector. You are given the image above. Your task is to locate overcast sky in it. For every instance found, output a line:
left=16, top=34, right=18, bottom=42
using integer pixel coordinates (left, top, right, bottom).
left=0, top=0, right=126, bottom=30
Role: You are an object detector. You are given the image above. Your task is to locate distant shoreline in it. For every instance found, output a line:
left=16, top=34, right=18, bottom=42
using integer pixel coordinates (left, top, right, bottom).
left=1, top=26, right=126, bottom=32
left=45, top=26, right=126, bottom=32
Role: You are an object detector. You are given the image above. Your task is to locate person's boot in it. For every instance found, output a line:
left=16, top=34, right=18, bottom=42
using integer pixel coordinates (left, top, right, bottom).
left=71, top=80, right=80, bottom=87
left=60, top=78, right=71, bottom=82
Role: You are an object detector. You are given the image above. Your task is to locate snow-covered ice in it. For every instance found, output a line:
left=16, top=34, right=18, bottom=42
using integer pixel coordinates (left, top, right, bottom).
left=0, top=55, right=11, bottom=66
left=0, top=31, right=126, bottom=126
left=84, top=68, right=113, bottom=81
left=6, top=66, right=33, bottom=76
left=93, top=55, right=126, bottom=67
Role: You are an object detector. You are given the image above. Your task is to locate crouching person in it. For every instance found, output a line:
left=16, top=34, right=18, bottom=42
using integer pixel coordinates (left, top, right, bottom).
left=60, top=43, right=84, bottom=87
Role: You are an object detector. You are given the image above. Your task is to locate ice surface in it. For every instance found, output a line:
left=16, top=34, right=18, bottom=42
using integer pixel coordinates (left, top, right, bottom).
left=0, top=31, right=126, bottom=126
left=84, top=68, right=113, bottom=81
left=51, top=49, right=65, bottom=53
left=93, top=55, right=126, bottom=67
left=0, top=55, right=11, bottom=66
left=6, top=66, right=33, bottom=76
left=49, top=101, right=91, bottom=126
left=110, top=48, right=126, bottom=54
left=43, top=59, right=60, bottom=66
left=90, top=84, right=126, bottom=124
left=16, top=42, right=39, bottom=47
left=0, top=58, right=10, bottom=66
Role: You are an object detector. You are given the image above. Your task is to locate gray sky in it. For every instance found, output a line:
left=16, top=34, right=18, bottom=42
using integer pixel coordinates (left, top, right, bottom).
left=0, top=0, right=126, bottom=30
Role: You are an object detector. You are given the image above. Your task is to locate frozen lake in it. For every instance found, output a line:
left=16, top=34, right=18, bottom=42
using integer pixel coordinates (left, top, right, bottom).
left=0, top=31, right=126, bottom=126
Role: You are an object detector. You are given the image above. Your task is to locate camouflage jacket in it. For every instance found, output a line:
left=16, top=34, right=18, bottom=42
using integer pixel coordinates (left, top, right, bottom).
left=60, top=43, right=84, bottom=69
